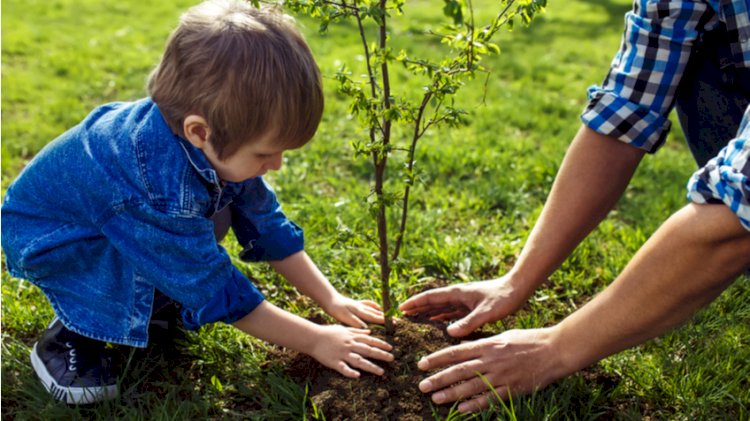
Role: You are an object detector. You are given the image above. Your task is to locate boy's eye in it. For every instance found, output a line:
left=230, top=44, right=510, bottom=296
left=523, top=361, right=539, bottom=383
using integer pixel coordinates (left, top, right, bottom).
left=256, top=154, right=272, bottom=159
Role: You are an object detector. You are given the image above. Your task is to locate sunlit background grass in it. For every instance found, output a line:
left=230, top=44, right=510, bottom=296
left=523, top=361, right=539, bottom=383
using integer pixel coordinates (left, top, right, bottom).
left=2, top=0, right=748, bottom=418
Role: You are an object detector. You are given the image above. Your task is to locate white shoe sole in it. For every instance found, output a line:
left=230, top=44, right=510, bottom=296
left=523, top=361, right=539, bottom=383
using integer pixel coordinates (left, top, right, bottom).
left=30, top=342, right=118, bottom=404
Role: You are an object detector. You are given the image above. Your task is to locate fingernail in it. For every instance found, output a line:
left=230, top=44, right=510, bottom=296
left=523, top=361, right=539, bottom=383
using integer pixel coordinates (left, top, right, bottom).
left=458, top=403, right=470, bottom=413
left=418, top=379, right=432, bottom=392
left=417, top=358, right=428, bottom=370
left=432, top=392, right=445, bottom=404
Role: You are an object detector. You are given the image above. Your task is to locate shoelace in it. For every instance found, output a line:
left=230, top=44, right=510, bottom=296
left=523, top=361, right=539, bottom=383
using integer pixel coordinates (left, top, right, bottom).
left=64, top=342, right=78, bottom=371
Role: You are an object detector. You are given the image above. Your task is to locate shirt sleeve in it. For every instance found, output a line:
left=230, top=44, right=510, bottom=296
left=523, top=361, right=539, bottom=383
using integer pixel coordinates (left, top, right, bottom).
left=229, top=177, right=305, bottom=262
left=581, top=0, right=714, bottom=152
left=687, top=109, right=750, bottom=231
left=100, top=204, right=265, bottom=329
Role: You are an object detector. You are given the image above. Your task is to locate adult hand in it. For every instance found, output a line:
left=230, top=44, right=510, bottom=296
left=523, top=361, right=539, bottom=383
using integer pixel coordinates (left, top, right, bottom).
left=399, top=277, right=528, bottom=337
left=310, top=325, right=394, bottom=378
left=417, top=328, right=567, bottom=412
left=322, top=293, right=385, bottom=328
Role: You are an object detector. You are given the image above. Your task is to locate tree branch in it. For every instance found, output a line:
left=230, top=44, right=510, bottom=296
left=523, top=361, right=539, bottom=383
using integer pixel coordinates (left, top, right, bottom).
left=391, top=89, right=432, bottom=263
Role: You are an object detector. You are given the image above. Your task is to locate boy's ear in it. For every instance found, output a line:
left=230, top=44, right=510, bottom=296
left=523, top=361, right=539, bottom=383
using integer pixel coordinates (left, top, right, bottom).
left=183, top=115, right=211, bottom=149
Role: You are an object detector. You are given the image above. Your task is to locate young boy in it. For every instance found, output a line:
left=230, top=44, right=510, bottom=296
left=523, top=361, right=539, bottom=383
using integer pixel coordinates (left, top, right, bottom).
left=1, top=0, right=393, bottom=405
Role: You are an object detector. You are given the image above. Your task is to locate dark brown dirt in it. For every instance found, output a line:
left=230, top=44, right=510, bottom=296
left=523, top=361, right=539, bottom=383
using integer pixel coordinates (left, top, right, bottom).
left=268, top=315, right=488, bottom=421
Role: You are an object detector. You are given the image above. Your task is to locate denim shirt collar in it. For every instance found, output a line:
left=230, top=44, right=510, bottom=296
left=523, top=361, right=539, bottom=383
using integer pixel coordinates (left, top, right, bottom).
left=177, top=139, right=222, bottom=189
left=177, top=140, right=246, bottom=198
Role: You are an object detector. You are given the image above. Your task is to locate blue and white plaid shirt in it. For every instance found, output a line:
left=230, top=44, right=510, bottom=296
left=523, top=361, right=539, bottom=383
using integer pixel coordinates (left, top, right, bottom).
left=581, top=0, right=750, bottom=231
left=581, top=0, right=750, bottom=152
left=688, top=105, right=750, bottom=231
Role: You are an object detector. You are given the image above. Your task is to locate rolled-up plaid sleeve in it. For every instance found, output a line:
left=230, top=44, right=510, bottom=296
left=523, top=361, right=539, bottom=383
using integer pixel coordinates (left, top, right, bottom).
left=687, top=107, right=750, bottom=231
left=581, top=0, right=716, bottom=152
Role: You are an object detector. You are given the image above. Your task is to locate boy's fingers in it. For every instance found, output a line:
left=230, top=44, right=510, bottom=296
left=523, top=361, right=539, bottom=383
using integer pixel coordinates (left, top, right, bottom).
left=361, top=314, right=386, bottom=325
left=347, top=327, right=371, bottom=334
left=342, top=315, right=367, bottom=328
left=360, top=300, right=382, bottom=310
left=347, top=353, right=385, bottom=376
left=358, top=308, right=385, bottom=323
left=351, top=315, right=367, bottom=329
left=356, top=304, right=384, bottom=316
left=358, top=334, right=393, bottom=351
left=353, top=343, right=394, bottom=362
left=336, top=361, right=361, bottom=379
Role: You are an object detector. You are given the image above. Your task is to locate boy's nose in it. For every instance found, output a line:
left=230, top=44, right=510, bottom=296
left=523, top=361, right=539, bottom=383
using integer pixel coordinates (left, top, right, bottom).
left=267, top=153, right=283, bottom=171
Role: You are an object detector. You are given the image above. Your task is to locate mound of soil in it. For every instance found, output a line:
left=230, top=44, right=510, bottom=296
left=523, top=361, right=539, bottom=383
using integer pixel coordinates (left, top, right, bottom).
left=268, top=315, right=489, bottom=420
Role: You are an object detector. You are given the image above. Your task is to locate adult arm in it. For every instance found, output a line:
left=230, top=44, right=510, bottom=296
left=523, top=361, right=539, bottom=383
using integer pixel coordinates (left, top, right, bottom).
left=401, top=126, right=645, bottom=336
left=416, top=202, right=750, bottom=412
left=401, top=0, right=716, bottom=334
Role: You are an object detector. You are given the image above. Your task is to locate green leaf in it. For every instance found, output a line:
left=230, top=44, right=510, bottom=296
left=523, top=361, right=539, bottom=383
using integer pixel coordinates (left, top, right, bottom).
left=442, top=0, right=464, bottom=25
left=210, top=375, right=223, bottom=392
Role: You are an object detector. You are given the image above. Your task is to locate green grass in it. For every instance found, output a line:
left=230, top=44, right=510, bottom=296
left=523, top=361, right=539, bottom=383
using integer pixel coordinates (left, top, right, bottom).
left=3, top=0, right=749, bottom=419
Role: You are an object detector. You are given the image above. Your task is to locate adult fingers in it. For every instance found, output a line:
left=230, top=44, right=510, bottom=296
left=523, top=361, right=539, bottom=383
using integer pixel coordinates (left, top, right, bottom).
left=428, top=376, right=490, bottom=406
left=400, top=303, right=454, bottom=317
left=457, top=389, right=508, bottom=413
left=399, top=287, right=457, bottom=313
left=446, top=305, right=494, bottom=337
left=417, top=341, right=482, bottom=371
left=429, top=309, right=470, bottom=322
left=418, top=359, right=485, bottom=393
left=422, top=304, right=466, bottom=318
left=347, top=353, right=385, bottom=376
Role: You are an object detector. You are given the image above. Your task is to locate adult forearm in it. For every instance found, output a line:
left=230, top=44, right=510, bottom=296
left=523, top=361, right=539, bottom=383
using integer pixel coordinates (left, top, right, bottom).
left=508, top=125, right=644, bottom=296
left=555, top=203, right=750, bottom=374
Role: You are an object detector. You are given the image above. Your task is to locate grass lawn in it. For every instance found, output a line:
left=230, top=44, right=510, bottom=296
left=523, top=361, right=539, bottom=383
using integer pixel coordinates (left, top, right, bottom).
left=2, top=0, right=749, bottom=419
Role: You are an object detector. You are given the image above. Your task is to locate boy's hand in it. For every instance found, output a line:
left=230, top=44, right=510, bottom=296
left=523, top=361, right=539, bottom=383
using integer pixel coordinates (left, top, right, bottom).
left=311, top=325, right=394, bottom=378
left=323, top=293, right=385, bottom=328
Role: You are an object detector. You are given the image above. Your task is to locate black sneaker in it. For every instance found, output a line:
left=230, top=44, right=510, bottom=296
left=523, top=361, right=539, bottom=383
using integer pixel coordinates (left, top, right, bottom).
left=30, top=318, right=118, bottom=404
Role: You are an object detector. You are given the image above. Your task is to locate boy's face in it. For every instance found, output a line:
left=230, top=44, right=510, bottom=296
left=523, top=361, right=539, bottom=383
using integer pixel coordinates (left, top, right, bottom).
left=203, top=132, right=287, bottom=183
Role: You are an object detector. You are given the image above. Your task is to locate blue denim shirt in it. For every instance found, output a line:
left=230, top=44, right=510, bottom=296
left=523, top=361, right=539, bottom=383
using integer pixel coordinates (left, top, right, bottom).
left=1, top=98, right=304, bottom=347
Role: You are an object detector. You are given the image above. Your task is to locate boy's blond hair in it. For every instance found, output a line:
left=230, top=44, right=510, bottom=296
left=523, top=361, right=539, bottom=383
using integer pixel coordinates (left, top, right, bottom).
left=148, top=0, right=323, bottom=159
